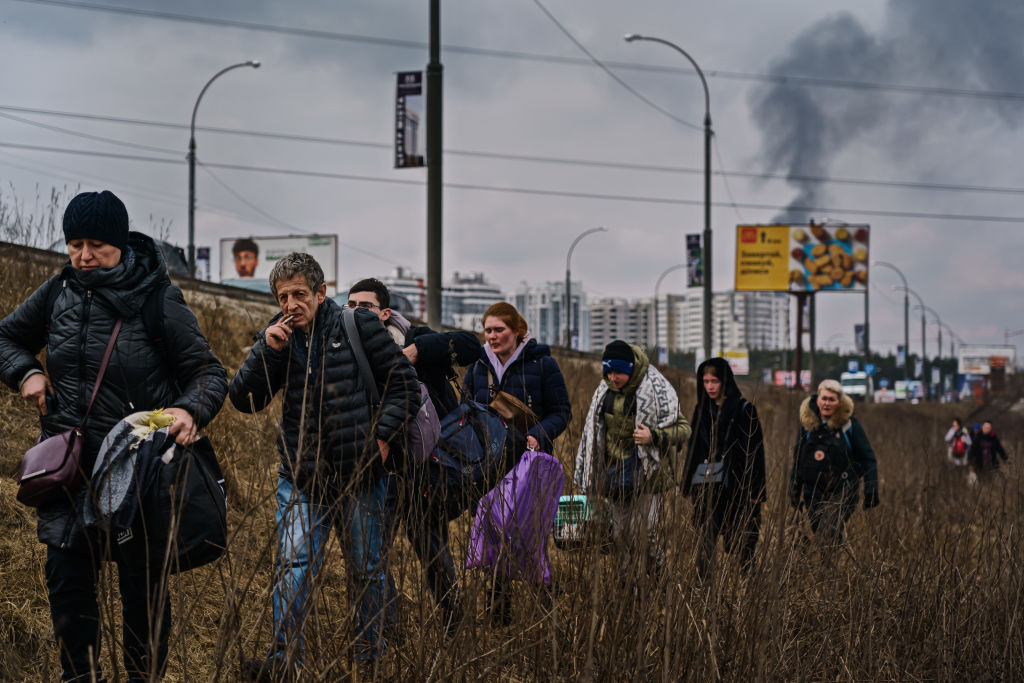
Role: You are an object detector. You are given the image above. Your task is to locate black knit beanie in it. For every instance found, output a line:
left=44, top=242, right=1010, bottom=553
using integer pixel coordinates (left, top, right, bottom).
left=602, top=340, right=635, bottom=376
left=63, top=191, right=129, bottom=252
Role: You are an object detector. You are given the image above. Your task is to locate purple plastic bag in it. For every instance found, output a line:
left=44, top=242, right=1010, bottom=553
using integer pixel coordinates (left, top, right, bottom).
left=466, top=450, right=564, bottom=584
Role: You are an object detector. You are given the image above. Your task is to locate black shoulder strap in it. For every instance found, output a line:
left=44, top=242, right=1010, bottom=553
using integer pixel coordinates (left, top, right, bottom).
left=43, top=275, right=65, bottom=332
left=343, top=308, right=380, bottom=405
left=141, top=280, right=169, bottom=358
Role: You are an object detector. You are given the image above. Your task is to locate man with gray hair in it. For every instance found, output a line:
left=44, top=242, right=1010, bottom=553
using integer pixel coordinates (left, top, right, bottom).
left=230, top=252, right=419, bottom=679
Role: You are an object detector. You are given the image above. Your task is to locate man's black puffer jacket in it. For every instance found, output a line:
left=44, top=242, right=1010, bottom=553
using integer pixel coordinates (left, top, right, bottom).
left=229, top=299, right=419, bottom=491
left=0, top=232, right=229, bottom=549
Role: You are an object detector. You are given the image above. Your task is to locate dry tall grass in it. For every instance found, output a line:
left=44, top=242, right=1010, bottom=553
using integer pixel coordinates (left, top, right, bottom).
left=1, top=244, right=1021, bottom=681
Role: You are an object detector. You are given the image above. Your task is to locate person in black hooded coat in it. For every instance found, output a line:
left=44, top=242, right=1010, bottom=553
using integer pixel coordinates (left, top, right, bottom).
left=681, top=357, right=766, bottom=580
left=0, top=191, right=228, bottom=682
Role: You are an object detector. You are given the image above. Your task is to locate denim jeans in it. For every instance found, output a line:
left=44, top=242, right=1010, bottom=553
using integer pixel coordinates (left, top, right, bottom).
left=45, top=544, right=170, bottom=682
left=271, top=476, right=393, bottom=662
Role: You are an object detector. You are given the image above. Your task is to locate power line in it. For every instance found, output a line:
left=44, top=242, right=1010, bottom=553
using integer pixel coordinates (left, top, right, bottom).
left=4, top=139, right=1024, bottom=224
left=196, top=162, right=395, bottom=266
left=529, top=0, right=700, bottom=130
left=4, top=104, right=1024, bottom=197
left=13, top=0, right=1024, bottom=103
left=0, top=110, right=181, bottom=156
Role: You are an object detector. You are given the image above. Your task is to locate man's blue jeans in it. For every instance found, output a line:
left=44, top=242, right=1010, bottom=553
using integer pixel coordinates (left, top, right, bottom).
left=271, top=476, right=393, bottom=662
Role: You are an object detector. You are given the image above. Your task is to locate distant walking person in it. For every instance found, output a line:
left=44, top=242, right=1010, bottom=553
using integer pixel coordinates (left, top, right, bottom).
left=682, top=358, right=765, bottom=580
left=0, top=190, right=228, bottom=682
left=789, top=379, right=879, bottom=543
left=967, top=420, right=1008, bottom=478
left=575, top=341, right=691, bottom=577
left=944, top=417, right=972, bottom=466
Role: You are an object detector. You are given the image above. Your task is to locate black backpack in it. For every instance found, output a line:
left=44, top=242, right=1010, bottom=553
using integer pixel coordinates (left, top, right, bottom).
left=796, top=424, right=853, bottom=492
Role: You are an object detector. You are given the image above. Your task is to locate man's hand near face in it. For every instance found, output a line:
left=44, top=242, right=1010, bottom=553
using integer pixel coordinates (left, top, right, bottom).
left=266, top=319, right=293, bottom=351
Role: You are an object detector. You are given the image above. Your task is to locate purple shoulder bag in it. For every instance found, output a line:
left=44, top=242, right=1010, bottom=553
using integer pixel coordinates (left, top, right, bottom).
left=17, top=319, right=122, bottom=508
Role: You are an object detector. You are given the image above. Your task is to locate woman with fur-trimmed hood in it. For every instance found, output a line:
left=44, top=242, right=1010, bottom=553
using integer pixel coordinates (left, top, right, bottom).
left=682, top=357, right=766, bottom=579
left=789, top=378, right=879, bottom=541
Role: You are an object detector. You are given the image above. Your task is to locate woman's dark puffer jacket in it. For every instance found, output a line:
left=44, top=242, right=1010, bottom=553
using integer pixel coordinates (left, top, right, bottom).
left=229, top=300, right=419, bottom=491
left=462, top=338, right=571, bottom=453
left=0, top=232, right=229, bottom=549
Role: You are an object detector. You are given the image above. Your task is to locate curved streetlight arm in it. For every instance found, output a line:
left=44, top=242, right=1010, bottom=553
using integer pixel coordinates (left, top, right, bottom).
left=564, top=227, right=608, bottom=347
left=190, top=60, right=261, bottom=140
left=566, top=227, right=608, bottom=271
left=624, top=34, right=709, bottom=121
left=654, top=263, right=687, bottom=298
left=872, top=260, right=907, bottom=289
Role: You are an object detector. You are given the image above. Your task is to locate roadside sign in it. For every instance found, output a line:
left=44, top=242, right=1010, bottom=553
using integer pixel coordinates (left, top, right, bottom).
left=864, top=363, right=875, bottom=376
left=735, top=224, right=870, bottom=292
left=847, top=360, right=859, bottom=373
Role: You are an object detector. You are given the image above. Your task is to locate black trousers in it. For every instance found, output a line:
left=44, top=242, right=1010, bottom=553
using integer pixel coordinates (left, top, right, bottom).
left=45, top=544, right=170, bottom=682
left=693, top=491, right=761, bottom=580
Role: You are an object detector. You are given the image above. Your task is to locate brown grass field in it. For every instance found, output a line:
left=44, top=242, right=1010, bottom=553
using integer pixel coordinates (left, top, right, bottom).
left=1, top=244, right=1021, bottom=681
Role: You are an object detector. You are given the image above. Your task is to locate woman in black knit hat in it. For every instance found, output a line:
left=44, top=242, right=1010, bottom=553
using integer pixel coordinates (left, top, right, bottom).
left=0, top=190, right=228, bottom=681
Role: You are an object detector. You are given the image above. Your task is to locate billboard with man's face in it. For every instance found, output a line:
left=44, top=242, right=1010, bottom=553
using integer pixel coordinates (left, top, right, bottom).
left=220, top=234, right=338, bottom=295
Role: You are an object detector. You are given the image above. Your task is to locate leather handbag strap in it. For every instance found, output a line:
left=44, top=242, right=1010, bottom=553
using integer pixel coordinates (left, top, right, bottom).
left=78, top=318, right=123, bottom=429
left=342, top=308, right=380, bottom=405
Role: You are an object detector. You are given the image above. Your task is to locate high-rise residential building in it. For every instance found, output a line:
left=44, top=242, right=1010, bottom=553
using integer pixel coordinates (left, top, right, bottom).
left=378, top=266, right=426, bottom=317
left=509, top=280, right=588, bottom=349
left=443, top=271, right=505, bottom=330
left=653, top=290, right=789, bottom=353
left=363, top=268, right=504, bottom=328
left=589, top=297, right=653, bottom=353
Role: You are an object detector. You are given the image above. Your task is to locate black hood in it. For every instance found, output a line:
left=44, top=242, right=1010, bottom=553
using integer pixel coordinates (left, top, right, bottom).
left=689, top=356, right=746, bottom=453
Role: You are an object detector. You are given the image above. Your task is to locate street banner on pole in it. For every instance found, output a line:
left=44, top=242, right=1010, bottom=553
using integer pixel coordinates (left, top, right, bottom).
left=897, top=345, right=906, bottom=368
left=395, top=71, right=424, bottom=168
left=686, top=234, right=703, bottom=288
left=854, top=324, right=865, bottom=353
left=735, top=224, right=870, bottom=292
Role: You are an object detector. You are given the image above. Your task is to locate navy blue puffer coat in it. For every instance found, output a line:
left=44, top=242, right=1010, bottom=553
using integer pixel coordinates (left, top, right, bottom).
left=462, top=339, right=571, bottom=453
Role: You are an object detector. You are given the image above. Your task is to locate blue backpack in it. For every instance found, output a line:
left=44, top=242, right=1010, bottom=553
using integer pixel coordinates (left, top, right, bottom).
left=425, top=401, right=527, bottom=520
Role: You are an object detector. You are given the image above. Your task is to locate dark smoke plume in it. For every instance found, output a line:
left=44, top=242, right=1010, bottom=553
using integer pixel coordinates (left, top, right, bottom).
left=750, top=0, right=1024, bottom=223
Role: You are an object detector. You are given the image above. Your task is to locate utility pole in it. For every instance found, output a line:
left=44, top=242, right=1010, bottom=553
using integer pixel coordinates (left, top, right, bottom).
left=425, top=0, right=443, bottom=326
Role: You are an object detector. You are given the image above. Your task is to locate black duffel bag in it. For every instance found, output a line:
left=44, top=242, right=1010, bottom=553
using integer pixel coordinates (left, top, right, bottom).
left=424, top=400, right=528, bottom=520
left=116, top=437, right=227, bottom=574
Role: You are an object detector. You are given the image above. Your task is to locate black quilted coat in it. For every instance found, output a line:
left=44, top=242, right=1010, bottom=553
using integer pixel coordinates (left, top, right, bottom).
left=229, top=299, right=418, bottom=491
left=0, top=233, right=229, bottom=549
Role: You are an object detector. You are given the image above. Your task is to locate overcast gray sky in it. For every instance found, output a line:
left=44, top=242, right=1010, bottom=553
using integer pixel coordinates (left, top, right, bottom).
left=1, top=0, right=1021, bottom=361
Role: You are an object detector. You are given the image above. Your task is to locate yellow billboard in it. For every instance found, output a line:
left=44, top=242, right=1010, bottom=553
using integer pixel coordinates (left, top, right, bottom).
left=735, top=224, right=869, bottom=292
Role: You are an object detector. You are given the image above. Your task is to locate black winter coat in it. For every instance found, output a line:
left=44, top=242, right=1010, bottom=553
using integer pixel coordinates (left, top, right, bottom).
left=403, top=326, right=480, bottom=417
left=463, top=338, right=571, bottom=453
left=968, top=431, right=1008, bottom=471
left=229, top=299, right=419, bottom=490
left=682, top=358, right=766, bottom=511
left=0, top=233, right=228, bottom=549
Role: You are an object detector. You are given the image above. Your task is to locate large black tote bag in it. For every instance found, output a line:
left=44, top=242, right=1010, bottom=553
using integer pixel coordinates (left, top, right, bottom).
left=117, top=437, right=227, bottom=574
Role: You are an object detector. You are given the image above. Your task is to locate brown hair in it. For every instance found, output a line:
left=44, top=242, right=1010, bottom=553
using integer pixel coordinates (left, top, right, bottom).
left=701, top=364, right=721, bottom=379
left=482, top=302, right=528, bottom=343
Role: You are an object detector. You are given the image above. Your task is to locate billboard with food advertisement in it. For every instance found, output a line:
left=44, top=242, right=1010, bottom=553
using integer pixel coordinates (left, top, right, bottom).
left=735, top=224, right=869, bottom=292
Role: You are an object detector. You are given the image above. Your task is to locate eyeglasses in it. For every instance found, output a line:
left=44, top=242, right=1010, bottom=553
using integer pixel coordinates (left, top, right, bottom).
left=346, top=300, right=381, bottom=310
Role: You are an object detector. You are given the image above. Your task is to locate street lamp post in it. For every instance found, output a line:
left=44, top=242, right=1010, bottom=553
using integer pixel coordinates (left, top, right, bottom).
left=653, top=263, right=687, bottom=361
left=915, top=304, right=943, bottom=358
left=896, top=285, right=926, bottom=396
left=188, top=60, right=260, bottom=278
left=872, top=261, right=909, bottom=381
left=565, top=227, right=607, bottom=348
left=625, top=33, right=712, bottom=360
